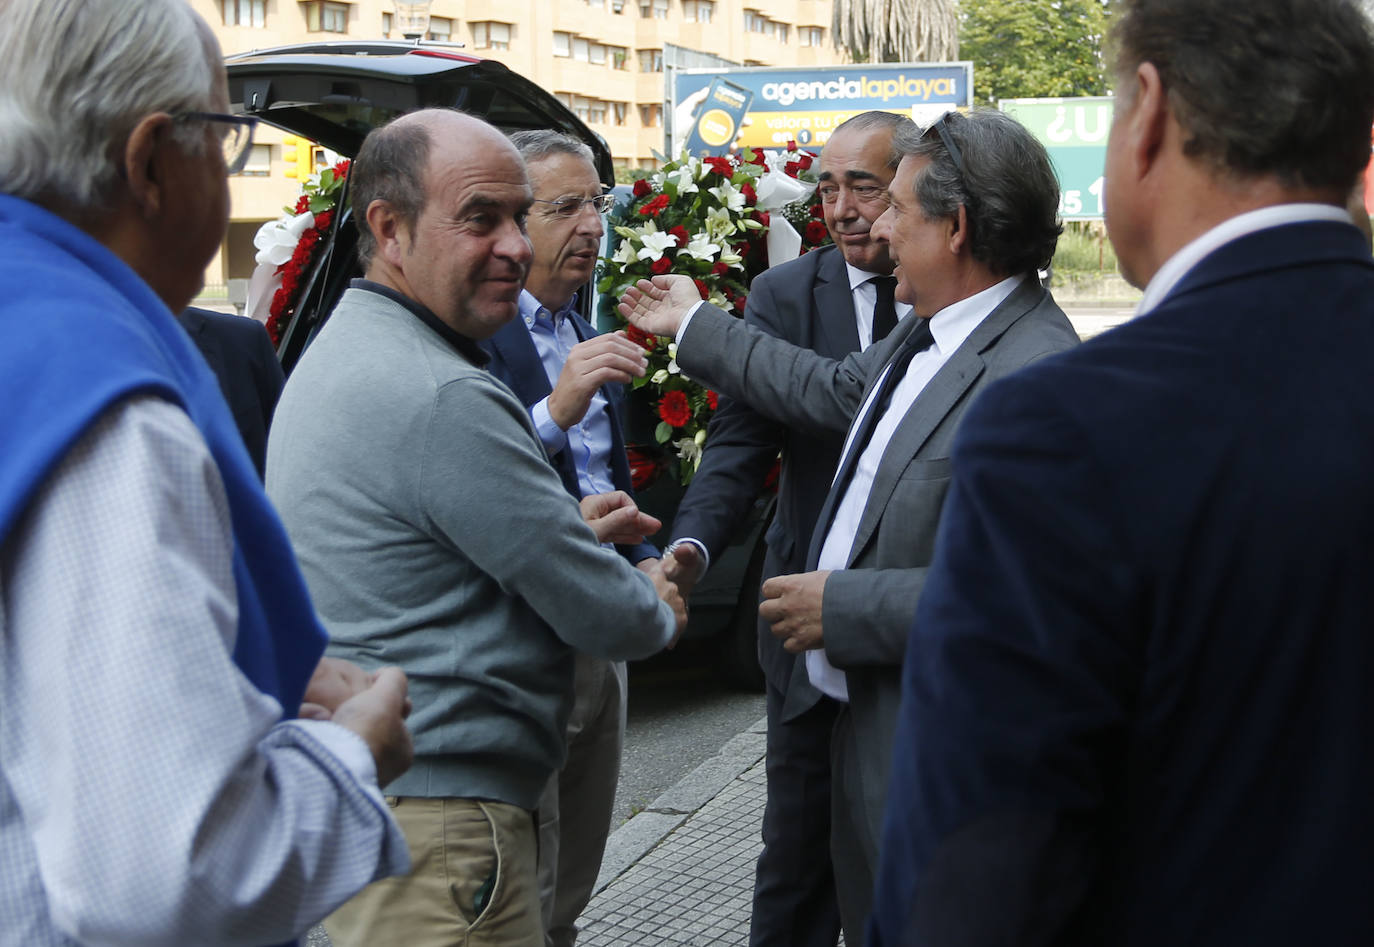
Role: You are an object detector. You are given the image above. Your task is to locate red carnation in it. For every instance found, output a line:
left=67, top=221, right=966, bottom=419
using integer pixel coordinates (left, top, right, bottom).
left=625, top=323, right=658, bottom=352
left=294, top=195, right=310, bottom=214
left=334, top=159, right=351, bottom=177
left=754, top=210, right=770, bottom=227
left=314, top=209, right=334, bottom=231
left=632, top=177, right=653, bottom=197
left=668, top=225, right=690, bottom=246
left=711, top=261, right=731, bottom=276
left=704, top=156, right=734, bottom=177
left=804, top=220, right=829, bottom=244
left=658, top=390, right=692, bottom=428
left=693, top=278, right=710, bottom=299
left=706, top=390, right=719, bottom=410
left=651, top=257, right=673, bottom=275
left=741, top=182, right=757, bottom=206
left=732, top=241, right=751, bottom=258
left=809, top=203, right=824, bottom=219
left=638, top=194, right=671, bottom=217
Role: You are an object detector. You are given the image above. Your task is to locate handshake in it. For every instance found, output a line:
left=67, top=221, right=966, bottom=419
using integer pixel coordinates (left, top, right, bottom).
left=578, top=489, right=706, bottom=648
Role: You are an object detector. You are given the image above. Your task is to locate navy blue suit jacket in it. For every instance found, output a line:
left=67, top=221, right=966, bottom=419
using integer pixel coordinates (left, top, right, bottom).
left=669, top=246, right=860, bottom=711
left=177, top=307, right=284, bottom=478
left=870, top=219, right=1374, bottom=946
left=481, top=308, right=657, bottom=564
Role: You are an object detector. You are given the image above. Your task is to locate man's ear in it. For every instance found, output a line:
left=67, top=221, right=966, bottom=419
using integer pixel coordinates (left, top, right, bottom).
left=366, top=198, right=407, bottom=268
left=947, top=203, right=969, bottom=255
left=1125, top=62, right=1168, bottom=184
left=121, top=112, right=174, bottom=219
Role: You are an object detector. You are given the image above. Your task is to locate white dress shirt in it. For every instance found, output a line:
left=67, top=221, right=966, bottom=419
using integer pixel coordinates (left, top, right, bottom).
left=808, top=275, right=1024, bottom=700
left=1137, top=203, right=1352, bottom=315
left=0, top=396, right=407, bottom=946
left=845, top=261, right=914, bottom=351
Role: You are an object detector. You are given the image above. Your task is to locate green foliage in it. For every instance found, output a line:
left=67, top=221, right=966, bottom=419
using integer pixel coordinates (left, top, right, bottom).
left=1051, top=221, right=1118, bottom=280
left=960, top=0, right=1112, bottom=107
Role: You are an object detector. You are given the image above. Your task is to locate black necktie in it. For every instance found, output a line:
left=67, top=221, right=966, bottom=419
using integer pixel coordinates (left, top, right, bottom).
left=828, top=319, right=936, bottom=504
left=870, top=276, right=899, bottom=343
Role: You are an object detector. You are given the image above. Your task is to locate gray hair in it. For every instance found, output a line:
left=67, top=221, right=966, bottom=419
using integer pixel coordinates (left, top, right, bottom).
left=0, top=0, right=220, bottom=214
left=1110, top=0, right=1374, bottom=191
left=895, top=109, right=1062, bottom=276
left=508, top=130, right=596, bottom=168
left=350, top=114, right=437, bottom=269
left=830, top=111, right=913, bottom=169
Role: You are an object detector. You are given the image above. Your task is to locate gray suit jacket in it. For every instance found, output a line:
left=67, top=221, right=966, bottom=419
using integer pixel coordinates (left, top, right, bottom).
left=676, top=276, right=1079, bottom=843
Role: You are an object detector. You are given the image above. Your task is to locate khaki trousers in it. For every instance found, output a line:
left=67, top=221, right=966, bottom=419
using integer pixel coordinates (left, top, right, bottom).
left=325, top=796, right=542, bottom=947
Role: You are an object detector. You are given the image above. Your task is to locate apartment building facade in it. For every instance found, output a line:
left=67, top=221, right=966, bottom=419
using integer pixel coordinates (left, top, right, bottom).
left=189, top=0, right=843, bottom=292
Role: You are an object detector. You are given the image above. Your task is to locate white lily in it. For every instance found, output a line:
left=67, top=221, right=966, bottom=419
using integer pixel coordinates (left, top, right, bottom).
left=667, top=162, right=699, bottom=195
left=681, top=233, right=722, bottom=261
left=674, top=436, right=703, bottom=467
left=651, top=368, right=670, bottom=385
left=704, top=206, right=737, bottom=239
left=709, top=179, right=746, bottom=212
left=637, top=229, right=679, bottom=262
left=611, top=240, right=638, bottom=265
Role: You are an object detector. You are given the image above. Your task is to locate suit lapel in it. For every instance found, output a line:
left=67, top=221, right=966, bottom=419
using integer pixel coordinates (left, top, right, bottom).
left=812, top=249, right=862, bottom=356
left=487, top=316, right=552, bottom=408
left=842, top=279, right=1044, bottom=566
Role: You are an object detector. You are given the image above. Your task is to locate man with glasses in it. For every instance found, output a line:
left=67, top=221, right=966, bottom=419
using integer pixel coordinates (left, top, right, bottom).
left=662, top=111, right=912, bottom=947
left=0, top=0, right=416, bottom=943
left=620, top=108, right=1079, bottom=942
left=479, top=129, right=664, bottom=947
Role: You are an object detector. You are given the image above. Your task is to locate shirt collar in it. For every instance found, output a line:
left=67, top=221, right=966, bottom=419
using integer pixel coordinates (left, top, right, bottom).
left=845, top=261, right=892, bottom=291
left=925, top=273, right=1023, bottom=355
left=351, top=278, right=490, bottom=367
left=519, top=288, right=579, bottom=328
left=1137, top=203, right=1352, bottom=315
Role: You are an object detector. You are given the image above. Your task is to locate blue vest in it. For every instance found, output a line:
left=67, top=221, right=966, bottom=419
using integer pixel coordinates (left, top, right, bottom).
left=0, top=194, right=325, bottom=714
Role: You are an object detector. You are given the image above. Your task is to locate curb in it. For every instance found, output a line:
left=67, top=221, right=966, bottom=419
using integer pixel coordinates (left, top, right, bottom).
left=592, top=715, right=768, bottom=896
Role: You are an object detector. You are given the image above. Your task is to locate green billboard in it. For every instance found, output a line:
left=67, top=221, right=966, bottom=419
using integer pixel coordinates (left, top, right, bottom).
left=1000, top=96, right=1114, bottom=221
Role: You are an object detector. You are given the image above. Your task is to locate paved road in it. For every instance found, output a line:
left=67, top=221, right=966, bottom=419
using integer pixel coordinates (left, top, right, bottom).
left=616, top=641, right=767, bottom=826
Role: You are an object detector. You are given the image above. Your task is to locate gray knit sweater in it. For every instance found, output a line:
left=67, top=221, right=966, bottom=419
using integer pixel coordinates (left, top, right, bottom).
left=267, top=287, right=674, bottom=809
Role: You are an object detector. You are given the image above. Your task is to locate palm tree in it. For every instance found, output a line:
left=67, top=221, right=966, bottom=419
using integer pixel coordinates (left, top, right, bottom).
left=832, top=0, right=959, bottom=63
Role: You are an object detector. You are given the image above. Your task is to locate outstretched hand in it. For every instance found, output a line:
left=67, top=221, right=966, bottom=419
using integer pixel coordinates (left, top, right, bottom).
left=580, top=490, right=662, bottom=546
left=617, top=275, right=704, bottom=339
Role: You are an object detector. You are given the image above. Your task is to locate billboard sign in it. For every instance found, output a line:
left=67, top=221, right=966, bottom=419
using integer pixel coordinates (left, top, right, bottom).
left=673, top=62, right=973, bottom=153
left=1000, top=96, right=1114, bottom=221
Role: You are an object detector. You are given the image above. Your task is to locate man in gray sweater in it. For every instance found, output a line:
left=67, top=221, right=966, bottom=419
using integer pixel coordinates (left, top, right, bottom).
left=267, top=109, right=685, bottom=947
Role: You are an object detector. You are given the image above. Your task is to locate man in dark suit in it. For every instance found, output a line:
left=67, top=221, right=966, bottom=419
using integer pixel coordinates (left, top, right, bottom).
left=665, top=112, right=911, bottom=947
left=868, top=2, right=1374, bottom=945
left=480, top=130, right=661, bottom=947
left=177, top=306, right=284, bottom=477
left=621, top=109, right=1079, bottom=943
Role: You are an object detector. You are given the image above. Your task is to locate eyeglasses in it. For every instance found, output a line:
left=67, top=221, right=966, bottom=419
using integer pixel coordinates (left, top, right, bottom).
left=172, top=111, right=259, bottom=175
left=925, top=111, right=967, bottom=181
left=532, top=193, right=616, bottom=218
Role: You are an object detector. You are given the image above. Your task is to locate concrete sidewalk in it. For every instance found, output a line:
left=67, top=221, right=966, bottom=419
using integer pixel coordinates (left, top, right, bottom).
left=576, top=716, right=770, bottom=946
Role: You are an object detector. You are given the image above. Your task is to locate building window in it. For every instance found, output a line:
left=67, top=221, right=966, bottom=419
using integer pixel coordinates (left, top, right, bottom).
left=777, top=23, right=789, bottom=43
left=555, top=92, right=573, bottom=108
left=610, top=46, right=629, bottom=69
left=382, top=11, right=392, bottom=35
left=223, top=0, right=266, bottom=27
left=554, top=31, right=572, bottom=57
left=800, top=25, right=824, bottom=46
left=573, top=37, right=590, bottom=61
left=744, top=10, right=764, bottom=32
left=471, top=21, right=512, bottom=50
left=638, top=48, right=663, bottom=72
left=640, top=0, right=669, bottom=19
left=682, top=0, right=713, bottom=23
left=427, top=16, right=452, bottom=41
left=588, top=100, right=608, bottom=124
left=584, top=0, right=606, bottom=6
left=612, top=101, right=628, bottom=125
left=303, top=1, right=348, bottom=33
left=589, top=42, right=607, bottom=65
left=238, top=143, right=271, bottom=177
left=611, top=0, right=626, bottom=11
left=638, top=103, right=661, bottom=127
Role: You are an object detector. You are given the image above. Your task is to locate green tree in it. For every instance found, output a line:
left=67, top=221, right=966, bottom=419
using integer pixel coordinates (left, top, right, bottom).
left=832, top=0, right=959, bottom=63
left=960, top=0, right=1111, bottom=106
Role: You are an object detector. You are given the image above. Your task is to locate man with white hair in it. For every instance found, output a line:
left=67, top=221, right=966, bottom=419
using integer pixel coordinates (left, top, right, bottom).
left=0, top=1, right=414, bottom=944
